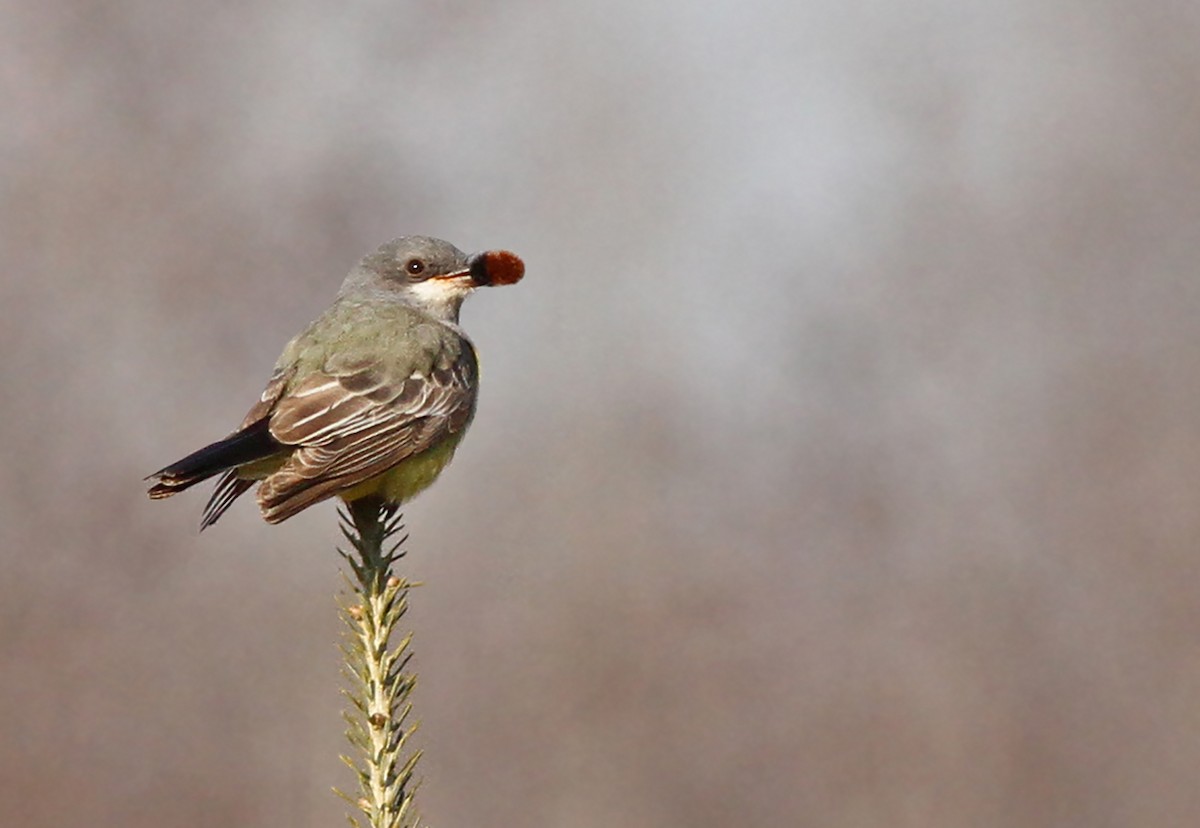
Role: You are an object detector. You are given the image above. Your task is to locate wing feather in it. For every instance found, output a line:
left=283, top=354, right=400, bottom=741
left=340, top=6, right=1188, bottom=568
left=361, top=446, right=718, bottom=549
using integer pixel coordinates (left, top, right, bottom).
left=256, top=340, right=477, bottom=520
left=239, top=365, right=293, bottom=428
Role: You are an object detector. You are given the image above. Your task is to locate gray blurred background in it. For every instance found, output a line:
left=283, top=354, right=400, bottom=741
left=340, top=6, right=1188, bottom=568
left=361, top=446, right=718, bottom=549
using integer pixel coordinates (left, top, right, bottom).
left=4, top=1, right=1199, bottom=826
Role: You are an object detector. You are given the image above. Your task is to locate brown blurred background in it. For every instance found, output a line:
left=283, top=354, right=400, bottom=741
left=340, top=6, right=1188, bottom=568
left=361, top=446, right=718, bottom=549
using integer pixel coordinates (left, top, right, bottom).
left=4, top=1, right=1200, bottom=826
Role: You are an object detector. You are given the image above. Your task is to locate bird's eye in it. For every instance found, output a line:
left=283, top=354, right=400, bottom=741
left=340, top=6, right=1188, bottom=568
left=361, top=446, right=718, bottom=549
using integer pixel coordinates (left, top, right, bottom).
left=406, top=259, right=426, bottom=275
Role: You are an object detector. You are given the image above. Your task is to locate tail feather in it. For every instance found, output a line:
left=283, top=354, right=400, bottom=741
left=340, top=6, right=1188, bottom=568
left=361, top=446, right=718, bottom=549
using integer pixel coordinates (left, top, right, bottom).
left=147, top=418, right=279, bottom=499
left=200, top=471, right=257, bottom=530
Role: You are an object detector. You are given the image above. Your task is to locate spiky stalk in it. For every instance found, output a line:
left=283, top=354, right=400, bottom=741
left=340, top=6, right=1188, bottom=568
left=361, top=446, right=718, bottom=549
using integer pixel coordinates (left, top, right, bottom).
left=335, top=496, right=422, bottom=828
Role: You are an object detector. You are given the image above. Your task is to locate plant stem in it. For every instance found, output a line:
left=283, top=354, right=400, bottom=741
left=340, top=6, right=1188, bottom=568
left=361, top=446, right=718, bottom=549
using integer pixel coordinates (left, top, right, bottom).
left=336, top=496, right=421, bottom=828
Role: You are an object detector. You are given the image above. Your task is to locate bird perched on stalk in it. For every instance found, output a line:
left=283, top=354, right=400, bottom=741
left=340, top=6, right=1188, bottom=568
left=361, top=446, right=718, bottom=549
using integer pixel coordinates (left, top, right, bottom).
left=147, top=236, right=524, bottom=528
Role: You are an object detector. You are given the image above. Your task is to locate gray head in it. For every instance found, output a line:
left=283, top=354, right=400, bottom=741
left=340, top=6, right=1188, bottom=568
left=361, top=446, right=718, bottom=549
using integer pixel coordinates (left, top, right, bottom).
left=340, top=236, right=497, bottom=322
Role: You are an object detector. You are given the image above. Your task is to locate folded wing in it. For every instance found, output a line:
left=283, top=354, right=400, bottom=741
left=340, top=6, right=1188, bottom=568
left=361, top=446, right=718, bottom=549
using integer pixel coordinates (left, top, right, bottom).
left=255, top=345, right=477, bottom=522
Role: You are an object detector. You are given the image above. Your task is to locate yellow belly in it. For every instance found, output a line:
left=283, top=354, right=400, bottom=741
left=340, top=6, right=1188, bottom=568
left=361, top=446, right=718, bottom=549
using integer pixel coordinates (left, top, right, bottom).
left=236, top=431, right=466, bottom=506
left=336, top=431, right=466, bottom=504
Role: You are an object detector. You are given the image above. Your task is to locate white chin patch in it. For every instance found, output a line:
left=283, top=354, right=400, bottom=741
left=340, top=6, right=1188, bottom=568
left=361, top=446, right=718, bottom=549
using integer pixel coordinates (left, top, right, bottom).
left=406, top=276, right=474, bottom=318
left=410, top=277, right=472, bottom=301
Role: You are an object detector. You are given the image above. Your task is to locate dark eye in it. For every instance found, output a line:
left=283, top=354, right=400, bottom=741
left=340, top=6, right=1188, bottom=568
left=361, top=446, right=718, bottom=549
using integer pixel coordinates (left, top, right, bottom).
left=405, top=259, right=426, bottom=275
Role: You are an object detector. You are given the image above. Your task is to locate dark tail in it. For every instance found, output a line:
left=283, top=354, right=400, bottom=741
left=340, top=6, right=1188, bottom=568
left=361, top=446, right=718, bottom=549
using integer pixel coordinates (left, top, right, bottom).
left=199, top=472, right=257, bottom=530
left=147, top=418, right=279, bottom=499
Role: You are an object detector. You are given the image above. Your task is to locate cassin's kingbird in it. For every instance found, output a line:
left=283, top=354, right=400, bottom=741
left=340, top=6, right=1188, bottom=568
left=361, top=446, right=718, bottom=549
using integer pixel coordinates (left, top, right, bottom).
left=147, top=236, right=524, bottom=528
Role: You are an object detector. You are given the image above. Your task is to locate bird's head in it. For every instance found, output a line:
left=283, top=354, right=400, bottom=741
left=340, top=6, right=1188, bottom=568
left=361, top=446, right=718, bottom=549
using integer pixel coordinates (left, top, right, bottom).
left=342, top=236, right=524, bottom=322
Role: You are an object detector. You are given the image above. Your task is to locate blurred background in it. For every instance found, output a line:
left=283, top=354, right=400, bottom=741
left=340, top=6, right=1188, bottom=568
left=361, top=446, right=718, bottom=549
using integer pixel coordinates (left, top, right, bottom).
left=4, top=1, right=1199, bottom=825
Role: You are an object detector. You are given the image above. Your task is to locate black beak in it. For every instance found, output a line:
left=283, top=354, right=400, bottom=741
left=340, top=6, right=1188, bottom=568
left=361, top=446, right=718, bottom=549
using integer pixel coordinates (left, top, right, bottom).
left=467, top=253, right=491, bottom=287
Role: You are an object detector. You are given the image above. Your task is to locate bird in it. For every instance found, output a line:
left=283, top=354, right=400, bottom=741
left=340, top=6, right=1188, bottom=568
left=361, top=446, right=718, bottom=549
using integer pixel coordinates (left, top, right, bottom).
left=147, top=235, right=524, bottom=529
